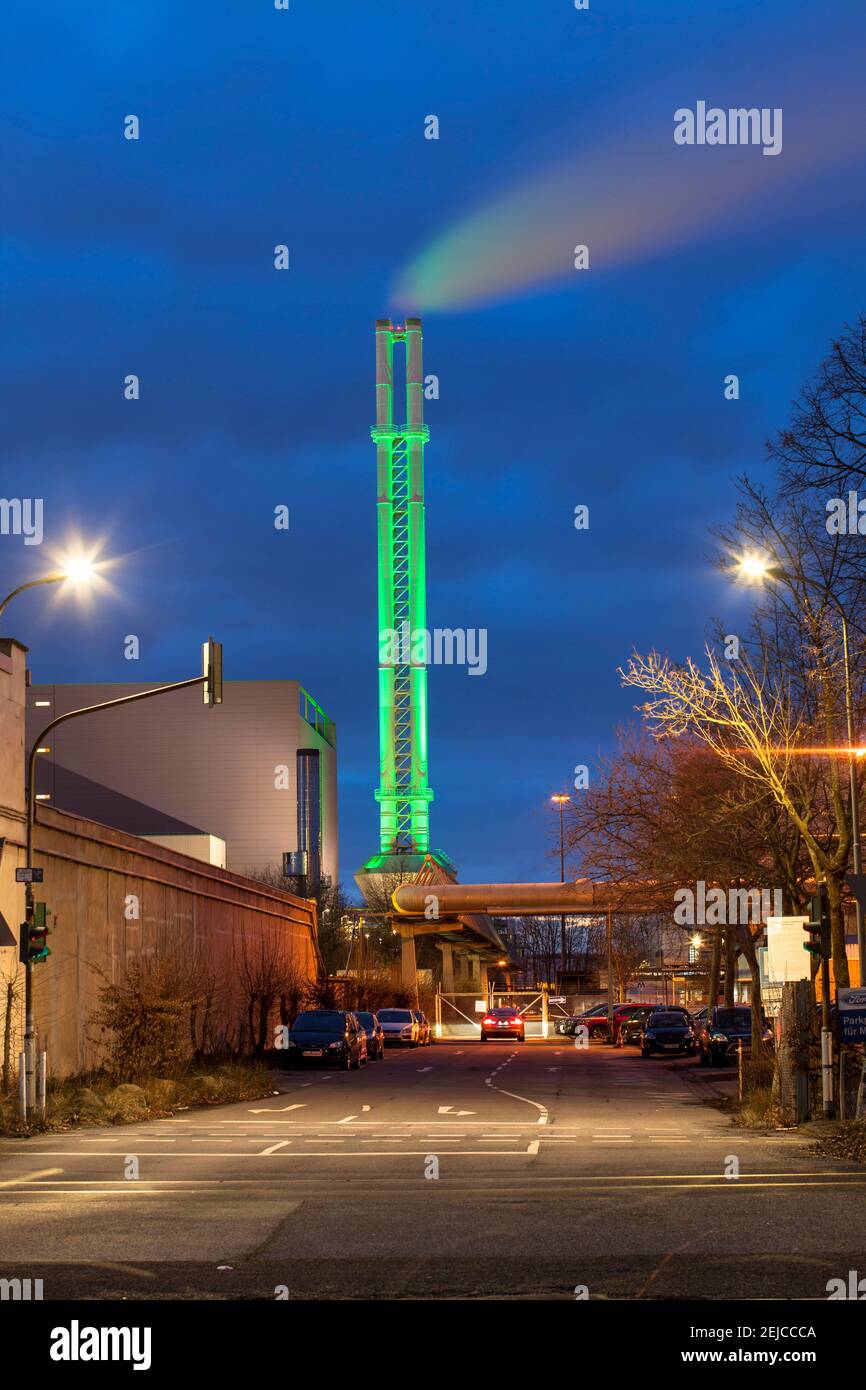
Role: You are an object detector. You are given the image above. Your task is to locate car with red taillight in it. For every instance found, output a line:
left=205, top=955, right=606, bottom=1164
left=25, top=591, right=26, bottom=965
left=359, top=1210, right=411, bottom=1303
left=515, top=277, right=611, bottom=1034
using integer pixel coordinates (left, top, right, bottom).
left=480, top=1006, right=525, bottom=1041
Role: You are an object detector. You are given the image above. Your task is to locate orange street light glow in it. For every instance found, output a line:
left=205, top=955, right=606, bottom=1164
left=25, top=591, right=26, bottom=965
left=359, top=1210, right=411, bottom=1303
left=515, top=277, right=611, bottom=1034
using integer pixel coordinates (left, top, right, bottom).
left=733, top=746, right=866, bottom=757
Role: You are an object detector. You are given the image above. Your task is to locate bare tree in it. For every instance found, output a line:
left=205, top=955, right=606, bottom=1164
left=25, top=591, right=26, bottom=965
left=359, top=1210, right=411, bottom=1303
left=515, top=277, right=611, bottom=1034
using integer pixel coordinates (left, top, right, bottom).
left=772, top=315, right=866, bottom=495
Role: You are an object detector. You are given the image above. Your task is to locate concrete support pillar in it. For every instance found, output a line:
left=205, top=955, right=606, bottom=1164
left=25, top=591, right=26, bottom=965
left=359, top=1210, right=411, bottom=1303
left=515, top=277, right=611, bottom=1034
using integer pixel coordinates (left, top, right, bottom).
left=452, top=949, right=467, bottom=989
left=478, top=961, right=489, bottom=1002
left=437, top=940, right=454, bottom=992
left=401, top=930, right=418, bottom=1001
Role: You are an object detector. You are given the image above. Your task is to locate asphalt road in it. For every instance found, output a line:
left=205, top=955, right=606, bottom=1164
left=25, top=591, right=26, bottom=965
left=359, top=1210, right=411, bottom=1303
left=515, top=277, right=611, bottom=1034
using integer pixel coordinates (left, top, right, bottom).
left=1, top=1040, right=864, bottom=1300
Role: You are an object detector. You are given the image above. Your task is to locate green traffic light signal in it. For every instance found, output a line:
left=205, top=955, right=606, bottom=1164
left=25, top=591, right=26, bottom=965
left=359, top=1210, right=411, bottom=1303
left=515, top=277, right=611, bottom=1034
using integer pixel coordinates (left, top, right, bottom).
left=20, top=901, right=52, bottom=964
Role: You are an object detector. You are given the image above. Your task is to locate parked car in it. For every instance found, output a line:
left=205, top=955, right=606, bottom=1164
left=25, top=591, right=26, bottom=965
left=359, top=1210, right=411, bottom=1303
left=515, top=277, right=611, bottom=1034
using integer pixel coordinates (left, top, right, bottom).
left=649, top=1004, right=693, bottom=1020
left=412, top=1009, right=432, bottom=1045
left=287, top=1009, right=366, bottom=1069
left=377, top=1007, right=419, bottom=1045
left=355, top=1010, right=385, bottom=1061
left=570, top=1002, right=643, bottom=1041
left=480, top=1006, right=525, bottom=1041
left=640, top=1010, right=696, bottom=1057
left=696, top=1005, right=764, bottom=1066
left=554, top=1003, right=606, bottom=1035
left=619, top=1006, right=655, bottom=1046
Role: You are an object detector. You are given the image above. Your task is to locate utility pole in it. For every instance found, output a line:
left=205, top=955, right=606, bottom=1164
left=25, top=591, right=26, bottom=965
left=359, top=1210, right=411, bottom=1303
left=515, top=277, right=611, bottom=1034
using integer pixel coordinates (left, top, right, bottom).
left=551, top=793, right=570, bottom=984
left=804, top=885, right=834, bottom=1120
left=606, top=908, right=614, bottom=1044
left=840, top=617, right=866, bottom=984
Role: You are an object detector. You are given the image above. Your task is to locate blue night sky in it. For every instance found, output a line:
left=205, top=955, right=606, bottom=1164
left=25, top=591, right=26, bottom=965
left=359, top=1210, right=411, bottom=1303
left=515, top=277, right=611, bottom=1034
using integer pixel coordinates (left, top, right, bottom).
left=3, top=1, right=866, bottom=893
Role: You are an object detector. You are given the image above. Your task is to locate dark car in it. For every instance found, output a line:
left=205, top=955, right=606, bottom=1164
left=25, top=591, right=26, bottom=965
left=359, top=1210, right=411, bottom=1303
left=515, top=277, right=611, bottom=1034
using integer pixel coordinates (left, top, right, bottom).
left=287, top=1009, right=366, bottom=1069
left=619, top=1006, right=655, bottom=1046
left=480, top=1006, right=525, bottom=1042
left=640, top=1011, right=696, bottom=1057
left=697, top=1006, right=768, bottom=1066
left=355, top=1010, right=385, bottom=1061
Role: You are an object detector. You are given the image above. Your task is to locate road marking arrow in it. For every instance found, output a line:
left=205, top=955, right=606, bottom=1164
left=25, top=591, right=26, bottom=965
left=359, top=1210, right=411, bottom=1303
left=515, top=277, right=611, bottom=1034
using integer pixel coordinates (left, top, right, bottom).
left=417, top=1067, right=433, bottom=1073
left=438, top=1105, right=475, bottom=1115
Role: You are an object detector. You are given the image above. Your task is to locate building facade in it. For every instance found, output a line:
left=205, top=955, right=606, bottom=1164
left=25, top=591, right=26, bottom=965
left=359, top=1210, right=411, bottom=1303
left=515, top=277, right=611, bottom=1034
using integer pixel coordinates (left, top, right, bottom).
left=26, top=680, right=337, bottom=883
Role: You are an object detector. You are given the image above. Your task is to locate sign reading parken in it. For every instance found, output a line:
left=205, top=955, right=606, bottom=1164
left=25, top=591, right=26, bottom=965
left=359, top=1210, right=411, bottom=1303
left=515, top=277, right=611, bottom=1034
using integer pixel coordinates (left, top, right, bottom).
left=15, top=867, right=44, bottom=883
left=837, top=987, right=866, bottom=1044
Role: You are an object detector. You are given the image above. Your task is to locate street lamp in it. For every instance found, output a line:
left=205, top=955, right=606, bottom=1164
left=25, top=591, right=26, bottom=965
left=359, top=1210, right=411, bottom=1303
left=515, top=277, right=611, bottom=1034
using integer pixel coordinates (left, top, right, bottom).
left=733, top=553, right=865, bottom=985
left=551, top=794, right=571, bottom=979
left=20, top=643, right=222, bottom=1119
left=0, top=555, right=97, bottom=622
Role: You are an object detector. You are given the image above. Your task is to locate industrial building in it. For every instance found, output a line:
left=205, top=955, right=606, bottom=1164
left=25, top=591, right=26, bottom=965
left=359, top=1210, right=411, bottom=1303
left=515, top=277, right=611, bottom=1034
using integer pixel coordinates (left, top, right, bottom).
left=25, top=679, right=337, bottom=884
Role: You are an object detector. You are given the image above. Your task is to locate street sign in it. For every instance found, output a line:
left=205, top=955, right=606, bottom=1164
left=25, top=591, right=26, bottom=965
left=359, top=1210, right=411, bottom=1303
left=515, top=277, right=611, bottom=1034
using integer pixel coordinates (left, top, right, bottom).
left=15, top=868, right=43, bottom=884
left=837, top=987, right=866, bottom=1044
left=549, top=996, right=566, bottom=1003
left=845, top=873, right=866, bottom=912
left=766, top=916, right=810, bottom=983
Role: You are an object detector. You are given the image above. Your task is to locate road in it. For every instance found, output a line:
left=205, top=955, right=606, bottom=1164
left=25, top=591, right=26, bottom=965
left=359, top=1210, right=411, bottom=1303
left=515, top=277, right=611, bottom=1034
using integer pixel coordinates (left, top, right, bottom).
left=1, top=1040, right=864, bottom=1300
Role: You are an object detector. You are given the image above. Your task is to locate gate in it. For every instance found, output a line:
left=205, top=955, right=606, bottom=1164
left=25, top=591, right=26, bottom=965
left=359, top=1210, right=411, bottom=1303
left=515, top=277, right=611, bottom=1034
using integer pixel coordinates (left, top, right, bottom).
left=433, top=986, right=571, bottom=1039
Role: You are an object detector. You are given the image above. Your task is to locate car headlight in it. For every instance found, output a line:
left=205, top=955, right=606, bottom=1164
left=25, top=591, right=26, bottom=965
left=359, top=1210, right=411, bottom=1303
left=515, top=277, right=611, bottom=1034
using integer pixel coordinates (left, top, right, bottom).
left=644, top=1032, right=656, bottom=1040
left=711, top=1032, right=727, bottom=1043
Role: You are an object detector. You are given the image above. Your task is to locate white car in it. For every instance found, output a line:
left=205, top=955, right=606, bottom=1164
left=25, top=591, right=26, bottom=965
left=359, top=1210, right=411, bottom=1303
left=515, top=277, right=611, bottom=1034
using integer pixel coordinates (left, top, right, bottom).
left=377, top=1008, right=419, bottom=1045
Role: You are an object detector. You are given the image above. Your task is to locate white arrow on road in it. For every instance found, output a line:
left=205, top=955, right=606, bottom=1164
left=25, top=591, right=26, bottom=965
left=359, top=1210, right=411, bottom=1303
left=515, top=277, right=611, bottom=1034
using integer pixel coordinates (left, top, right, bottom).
left=438, top=1105, right=475, bottom=1115
left=249, top=1103, right=306, bottom=1114
left=417, top=1067, right=433, bottom=1073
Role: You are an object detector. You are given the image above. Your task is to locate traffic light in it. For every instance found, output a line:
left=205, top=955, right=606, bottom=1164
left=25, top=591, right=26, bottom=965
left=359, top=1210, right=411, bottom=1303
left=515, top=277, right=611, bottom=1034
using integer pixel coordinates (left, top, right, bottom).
left=20, top=901, right=51, bottom=964
left=202, top=636, right=223, bottom=706
left=803, top=884, right=831, bottom=960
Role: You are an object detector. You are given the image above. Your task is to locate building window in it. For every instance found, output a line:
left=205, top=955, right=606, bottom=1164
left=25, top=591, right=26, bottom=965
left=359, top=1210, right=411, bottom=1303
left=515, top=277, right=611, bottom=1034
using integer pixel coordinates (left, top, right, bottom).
left=296, top=749, right=321, bottom=886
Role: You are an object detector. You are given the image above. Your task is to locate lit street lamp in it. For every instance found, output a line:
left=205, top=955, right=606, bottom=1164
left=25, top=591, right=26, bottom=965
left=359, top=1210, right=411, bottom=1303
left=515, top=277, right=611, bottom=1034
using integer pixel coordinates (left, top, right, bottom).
left=733, top=552, right=865, bottom=985
left=0, top=555, right=97, bottom=622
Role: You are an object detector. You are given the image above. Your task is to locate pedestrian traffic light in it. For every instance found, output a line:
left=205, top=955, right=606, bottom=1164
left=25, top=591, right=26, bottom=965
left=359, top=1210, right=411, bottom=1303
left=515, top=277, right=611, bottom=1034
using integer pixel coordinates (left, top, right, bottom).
left=803, top=884, right=831, bottom=960
left=202, top=636, right=223, bottom=706
left=20, top=901, right=51, bottom=964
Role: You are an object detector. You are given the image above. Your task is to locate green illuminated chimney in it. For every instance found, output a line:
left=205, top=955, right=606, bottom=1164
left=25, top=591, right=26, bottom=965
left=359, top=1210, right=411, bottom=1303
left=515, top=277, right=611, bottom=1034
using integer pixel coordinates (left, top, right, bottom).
left=369, top=317, right=433, bottom=856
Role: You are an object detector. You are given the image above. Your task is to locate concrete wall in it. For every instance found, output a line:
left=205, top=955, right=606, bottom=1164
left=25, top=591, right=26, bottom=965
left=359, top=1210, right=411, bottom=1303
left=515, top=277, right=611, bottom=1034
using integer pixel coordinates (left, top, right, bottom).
left=26, top=807, right=320, bottom=1076
left=1, top=648, right=322, bottom=1080
left=26, top=680, right=338, bottom=882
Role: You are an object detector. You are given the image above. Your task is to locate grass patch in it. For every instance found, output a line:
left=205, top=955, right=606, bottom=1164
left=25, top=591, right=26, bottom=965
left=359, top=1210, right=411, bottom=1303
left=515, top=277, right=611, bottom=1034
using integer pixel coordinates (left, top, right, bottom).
left=0, top=1059, right=276, bottom=1136
left=735, top=1084, right=781, bottom=1130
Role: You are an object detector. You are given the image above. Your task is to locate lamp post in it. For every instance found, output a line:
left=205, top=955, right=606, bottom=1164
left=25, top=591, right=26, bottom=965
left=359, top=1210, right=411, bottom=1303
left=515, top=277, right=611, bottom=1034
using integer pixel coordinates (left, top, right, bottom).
left=20, top=642, right=222, bottom=1117
left=0, top=557, right=96, bottom=623
left=551, top=794, right=570, bottom=981
left=734, top=555, right=865, bottom=982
